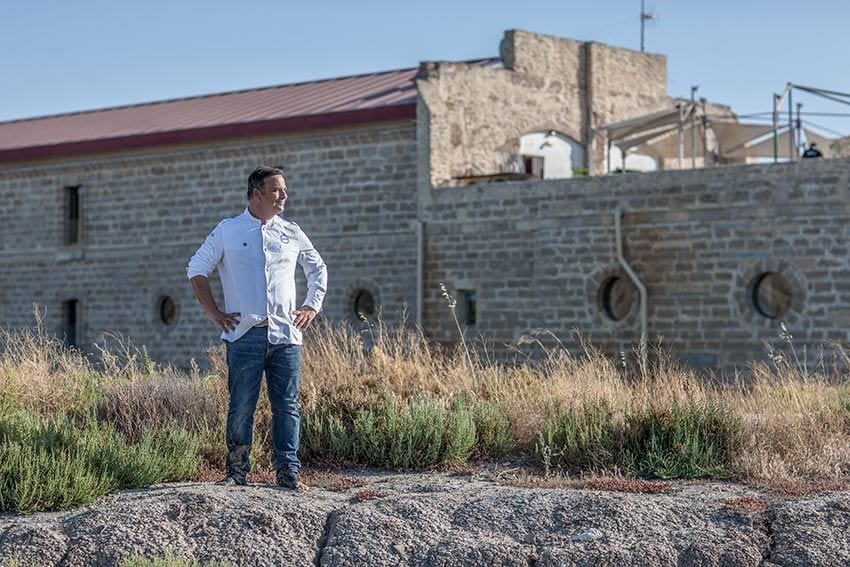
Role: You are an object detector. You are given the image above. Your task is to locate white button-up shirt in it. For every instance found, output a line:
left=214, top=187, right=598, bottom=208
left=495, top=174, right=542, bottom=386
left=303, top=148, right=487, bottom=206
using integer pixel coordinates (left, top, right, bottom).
left=187, top=208, right=328, bottom=344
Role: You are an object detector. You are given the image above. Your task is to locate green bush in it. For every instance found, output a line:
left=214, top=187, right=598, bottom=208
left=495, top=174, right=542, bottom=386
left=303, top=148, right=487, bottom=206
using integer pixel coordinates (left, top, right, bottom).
left=535, top=399, right=618, bottom=473
left=302, top=393, right=477, bottom=468
left=624, top=401, right=740, bottom=479
left=301, top=403, right=354, bottom=463
left=471, top=401, right=514, bottom=457
left=0, top=411, right=201, bottom=512
left=442, top=398, right=477, bottom=463
left=535, top=399, right=741, bottom=479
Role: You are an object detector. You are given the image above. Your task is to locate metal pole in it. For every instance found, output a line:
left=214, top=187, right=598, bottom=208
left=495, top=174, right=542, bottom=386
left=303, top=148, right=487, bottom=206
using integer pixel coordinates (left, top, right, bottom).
left=614, top=208, right=648, bottom=371
left=607, top=139, right=612, bottom=174
left=676, top=103, right=683, bottom=169
left=700, top=97, right=708, bottom=166
left=640, top=0, right=645, bottom=52
left=796, top=102, right=803, bottom=155
left=415, top=220, right=423, bottom=327
left=772, top=94, right=780, bottom=163
left=787, top=85, right=795, bottom=161
left=690, top=86, right=698, bottom=168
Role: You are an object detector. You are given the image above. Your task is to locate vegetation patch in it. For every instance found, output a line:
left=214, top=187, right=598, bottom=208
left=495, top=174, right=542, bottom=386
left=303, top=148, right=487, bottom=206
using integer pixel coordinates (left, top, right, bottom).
left=2, top=309, right=849, bottom=513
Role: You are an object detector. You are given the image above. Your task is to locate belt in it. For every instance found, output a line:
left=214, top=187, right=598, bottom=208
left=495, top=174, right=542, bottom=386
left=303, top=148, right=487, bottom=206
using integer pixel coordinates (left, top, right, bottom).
left=254, top=319, right=269, bottom=327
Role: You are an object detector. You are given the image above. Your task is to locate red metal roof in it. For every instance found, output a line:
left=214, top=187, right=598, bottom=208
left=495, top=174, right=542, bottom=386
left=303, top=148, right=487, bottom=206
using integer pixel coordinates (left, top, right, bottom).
left=0, top=67, right=422, bottom=164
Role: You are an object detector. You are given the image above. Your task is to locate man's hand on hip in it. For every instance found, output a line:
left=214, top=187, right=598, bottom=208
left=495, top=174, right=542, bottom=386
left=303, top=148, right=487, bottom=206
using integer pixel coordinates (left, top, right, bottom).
left=206, top=309, right=241, bottom=333
left=293, top=306, right=317, bottom=329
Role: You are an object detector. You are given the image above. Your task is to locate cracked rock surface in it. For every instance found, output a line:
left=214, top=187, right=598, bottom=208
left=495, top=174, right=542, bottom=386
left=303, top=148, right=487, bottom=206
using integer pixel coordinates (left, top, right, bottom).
left=0, top=472, right=848, bottom=566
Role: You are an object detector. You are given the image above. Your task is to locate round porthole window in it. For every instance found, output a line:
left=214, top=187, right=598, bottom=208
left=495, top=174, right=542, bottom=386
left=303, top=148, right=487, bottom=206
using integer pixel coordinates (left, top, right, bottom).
left=158, top=296, right=178, bottom=326
left=353, top=289, right=376, bottom=320
left=752, top=272, right=792, bottom=319
left=599, top=276, right=636, bottom=322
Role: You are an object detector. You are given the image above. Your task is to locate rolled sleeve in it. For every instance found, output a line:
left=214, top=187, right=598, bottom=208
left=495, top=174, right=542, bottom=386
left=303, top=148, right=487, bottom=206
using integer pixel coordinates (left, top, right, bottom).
left=187, top=222, right=225, bottom=279
left=296, top=229, right=327, bottom=313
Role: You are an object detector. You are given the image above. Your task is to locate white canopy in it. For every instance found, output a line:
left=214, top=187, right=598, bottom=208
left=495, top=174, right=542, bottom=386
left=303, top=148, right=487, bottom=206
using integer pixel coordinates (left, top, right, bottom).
left=599, top=107, right=839, bottom=163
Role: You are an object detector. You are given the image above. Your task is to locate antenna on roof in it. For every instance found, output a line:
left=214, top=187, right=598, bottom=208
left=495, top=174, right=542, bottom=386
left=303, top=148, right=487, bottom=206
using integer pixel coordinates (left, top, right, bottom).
left=640, top=0, right=662, bottom=52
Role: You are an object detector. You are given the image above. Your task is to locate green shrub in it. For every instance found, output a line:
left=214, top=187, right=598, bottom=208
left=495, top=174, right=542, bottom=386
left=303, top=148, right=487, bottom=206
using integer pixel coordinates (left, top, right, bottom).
left=442, top=397, right=477, bottom=463
left=471, top=401, right=514, bottom=457
left=0, top=411, right=201, bottom=512
left=355, top=395, right=446, bottom=468
left=534, top=399, right=618, bottom=473
left=624, top=401, right=740, bottom=479
left=534, top=399, right=740, bottom=479
left=301, top=403, right=355, bottom=463
left=302, top=393, right=477, bottom=468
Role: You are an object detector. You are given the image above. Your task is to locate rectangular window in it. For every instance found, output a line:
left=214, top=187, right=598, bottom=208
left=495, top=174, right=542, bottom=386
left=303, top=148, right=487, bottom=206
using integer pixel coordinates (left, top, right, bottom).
left=460, top=289, right=477, bottom=326
left=62, top=299, right=79, bottom=348
left=65, top=185, right=81, bottom=245
left=523, top=156, right=544, bottom=178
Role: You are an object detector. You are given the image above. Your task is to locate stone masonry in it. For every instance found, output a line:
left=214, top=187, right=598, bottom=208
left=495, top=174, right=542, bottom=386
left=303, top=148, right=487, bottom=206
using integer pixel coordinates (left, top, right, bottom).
left=422, top=156, right=850, bottom=371
left=0, top=123, right=419, bottom=365
left=416, top=30, right=670, bottom=184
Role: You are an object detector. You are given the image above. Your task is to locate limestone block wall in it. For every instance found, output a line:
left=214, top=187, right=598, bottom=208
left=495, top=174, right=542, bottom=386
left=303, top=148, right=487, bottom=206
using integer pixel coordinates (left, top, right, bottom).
left=0, top=122, right=419, bottom=366
left=416, top=30, right=670, bottom=185
left=422, top=157, right=850, bottom=372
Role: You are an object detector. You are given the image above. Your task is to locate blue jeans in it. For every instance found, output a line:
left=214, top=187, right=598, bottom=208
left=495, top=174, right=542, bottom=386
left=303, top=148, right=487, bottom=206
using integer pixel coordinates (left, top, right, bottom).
left=224, top=327, right=301, bottom=480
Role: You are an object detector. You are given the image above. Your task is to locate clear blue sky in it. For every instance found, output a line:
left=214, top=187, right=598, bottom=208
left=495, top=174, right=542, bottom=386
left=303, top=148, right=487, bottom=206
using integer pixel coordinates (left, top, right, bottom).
left=2, top=0, right=848, bottom=137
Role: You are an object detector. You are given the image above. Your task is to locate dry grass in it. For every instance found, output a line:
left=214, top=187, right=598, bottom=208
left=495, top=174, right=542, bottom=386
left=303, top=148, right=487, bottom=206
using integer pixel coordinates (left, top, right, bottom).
left=292, top=319, right=850, bottom=483
left=2, top=306, right=850, bottom=487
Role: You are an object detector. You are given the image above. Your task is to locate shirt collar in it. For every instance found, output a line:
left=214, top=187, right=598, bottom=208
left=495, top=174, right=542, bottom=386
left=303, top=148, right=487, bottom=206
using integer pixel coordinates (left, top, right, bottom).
left=241, top=207, right=281, bottom=226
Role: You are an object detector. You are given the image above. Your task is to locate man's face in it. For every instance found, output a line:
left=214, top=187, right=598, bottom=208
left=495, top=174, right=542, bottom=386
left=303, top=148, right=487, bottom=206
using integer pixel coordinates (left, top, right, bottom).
left=253, top=174, right=287, bottom=216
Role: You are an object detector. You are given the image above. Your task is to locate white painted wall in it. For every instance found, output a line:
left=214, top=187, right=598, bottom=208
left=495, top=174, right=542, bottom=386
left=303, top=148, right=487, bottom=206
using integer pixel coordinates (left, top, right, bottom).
left=605, top=145, right=659, bottom=173
left=519, top=132, right=584, bottom=178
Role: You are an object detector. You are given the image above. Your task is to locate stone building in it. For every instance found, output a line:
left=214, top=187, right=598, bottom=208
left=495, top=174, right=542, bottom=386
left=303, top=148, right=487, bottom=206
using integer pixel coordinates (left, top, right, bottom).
left=1, top=29, right=847, bottom=372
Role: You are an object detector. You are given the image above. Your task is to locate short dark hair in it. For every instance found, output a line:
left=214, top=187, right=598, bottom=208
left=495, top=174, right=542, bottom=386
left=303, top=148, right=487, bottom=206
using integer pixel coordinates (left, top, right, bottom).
left=247, top=165, right=284, bottom=199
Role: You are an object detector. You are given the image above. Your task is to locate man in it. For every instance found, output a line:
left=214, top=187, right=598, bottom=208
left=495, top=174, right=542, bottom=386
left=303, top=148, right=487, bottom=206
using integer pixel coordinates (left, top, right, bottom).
left=802, top=143, right=823, bottom=159
left=187, top=165, right=327, bottom=490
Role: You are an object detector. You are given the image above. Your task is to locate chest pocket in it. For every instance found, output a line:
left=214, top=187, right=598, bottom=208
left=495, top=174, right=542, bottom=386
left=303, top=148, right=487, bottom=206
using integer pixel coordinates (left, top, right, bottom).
left=223, top=232, right=264, bottom=268
left=265, top=231, right=299, bottom=264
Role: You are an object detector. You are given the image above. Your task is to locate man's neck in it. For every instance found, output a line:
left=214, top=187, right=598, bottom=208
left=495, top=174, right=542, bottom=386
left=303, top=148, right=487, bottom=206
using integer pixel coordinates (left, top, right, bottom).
left=247, top=204, right=273, bottom=225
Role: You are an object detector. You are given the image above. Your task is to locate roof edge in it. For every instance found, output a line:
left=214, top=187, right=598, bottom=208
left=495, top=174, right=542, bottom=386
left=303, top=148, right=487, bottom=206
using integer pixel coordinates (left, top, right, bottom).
left=0, top=104, right=416, bottom=165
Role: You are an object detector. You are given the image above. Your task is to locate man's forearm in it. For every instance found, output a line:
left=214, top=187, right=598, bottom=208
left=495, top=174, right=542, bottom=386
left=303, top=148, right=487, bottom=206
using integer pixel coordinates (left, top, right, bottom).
left=190, top=275, right=220, bottom=314
left=191, top=275, right=240, bottom=333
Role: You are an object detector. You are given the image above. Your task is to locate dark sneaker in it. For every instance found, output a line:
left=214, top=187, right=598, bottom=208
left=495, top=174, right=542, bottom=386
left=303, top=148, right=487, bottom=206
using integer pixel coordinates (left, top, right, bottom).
left=216, top=476, right=246, bottom=487
left=276, top=469, right=300, bottom=490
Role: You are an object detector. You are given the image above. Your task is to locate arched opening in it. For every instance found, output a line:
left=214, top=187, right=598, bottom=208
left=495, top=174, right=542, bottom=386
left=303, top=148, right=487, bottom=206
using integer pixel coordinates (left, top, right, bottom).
left=519, top=131, right=585, bottom=179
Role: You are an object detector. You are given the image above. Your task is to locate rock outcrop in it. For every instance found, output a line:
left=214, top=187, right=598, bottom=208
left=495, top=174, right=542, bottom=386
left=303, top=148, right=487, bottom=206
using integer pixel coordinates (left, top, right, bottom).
left=1, top=472, right=848, bottom=566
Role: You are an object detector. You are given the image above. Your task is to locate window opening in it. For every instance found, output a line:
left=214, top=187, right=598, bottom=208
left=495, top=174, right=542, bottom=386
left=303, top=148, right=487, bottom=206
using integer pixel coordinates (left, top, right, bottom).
left=353, top=289, right=376, bottom=320
left=158, top=296, right=178, bottom=326
left=752, top=272, right=792, bottom=319
left=459, top=289, right=477, bottom=326
left=600, top=277, right=635, bottom=322
left=62, top=299, right=79, bottom=348
left=65, top=186, right=81, bottom=245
